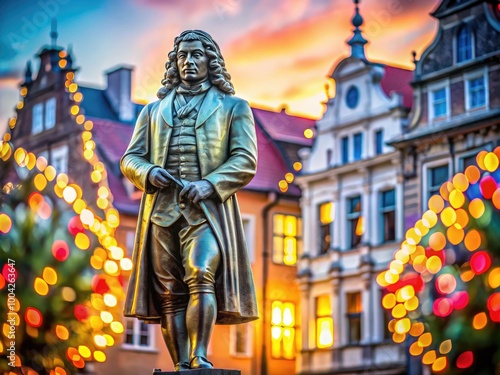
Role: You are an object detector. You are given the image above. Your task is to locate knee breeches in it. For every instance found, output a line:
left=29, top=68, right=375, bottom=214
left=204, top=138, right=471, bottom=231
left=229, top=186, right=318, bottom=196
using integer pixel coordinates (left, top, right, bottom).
left=150, top=218, right=220, bottom=315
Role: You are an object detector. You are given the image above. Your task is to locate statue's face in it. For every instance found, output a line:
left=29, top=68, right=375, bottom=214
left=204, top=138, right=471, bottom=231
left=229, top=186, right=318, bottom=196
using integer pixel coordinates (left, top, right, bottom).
left=177, top=40, right=209, bottom=86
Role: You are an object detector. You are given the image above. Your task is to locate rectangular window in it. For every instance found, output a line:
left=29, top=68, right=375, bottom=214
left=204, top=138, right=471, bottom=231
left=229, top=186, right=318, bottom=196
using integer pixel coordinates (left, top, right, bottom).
left=460, top=155, right=477, bottom=171
left=273, top=214, right=302, bottom=266
left=51, top=145, right=69, bottom=174
left=341, top=136, right=349, bottom=164
left=123, top=319, right=154, bottom=350
left=316, top=295, right=333, bottom=348
left=32, top=103, right=43, bottom=134
left=375, top=130, right=383, bottom=155
left=353, top=132, right=363, bottom=161
left=347, top=196, right=362, bottom=248
left=380, top=189, right=396, bottom=243
left=271, top=301, right=295, bottom=359
left=428, top=165, right=449, bottom=199
left=432, top=87, right=447, bottom=118
left=45, top=97, right=56, bottom=129
left=318, top=202, right=334, bottom=254
left=468, top=76, right=486, bottom=109
left=230, top=323, right=252, bottom=357
left=346, top=292, right=362, bottom=344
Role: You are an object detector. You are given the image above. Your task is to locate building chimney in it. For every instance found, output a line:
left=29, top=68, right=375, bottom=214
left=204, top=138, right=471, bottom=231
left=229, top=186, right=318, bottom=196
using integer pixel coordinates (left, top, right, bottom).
left=105, top=65, right=134, bottom=122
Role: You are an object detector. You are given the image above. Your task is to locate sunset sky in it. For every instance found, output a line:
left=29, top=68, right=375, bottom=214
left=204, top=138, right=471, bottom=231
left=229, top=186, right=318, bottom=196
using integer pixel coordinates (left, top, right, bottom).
left=0, top=0, right=440, bottom=131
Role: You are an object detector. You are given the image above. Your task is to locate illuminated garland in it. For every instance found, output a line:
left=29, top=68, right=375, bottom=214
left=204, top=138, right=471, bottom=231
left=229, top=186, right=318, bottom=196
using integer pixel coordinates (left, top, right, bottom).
left=377, top=148, right=500, bottom=373
left=0, top=49, right=132, bottom=372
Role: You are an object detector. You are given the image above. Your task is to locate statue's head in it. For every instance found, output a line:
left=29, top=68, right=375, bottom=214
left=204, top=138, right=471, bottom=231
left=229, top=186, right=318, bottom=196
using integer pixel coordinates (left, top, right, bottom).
left=157, top=30, right=235, bottom=99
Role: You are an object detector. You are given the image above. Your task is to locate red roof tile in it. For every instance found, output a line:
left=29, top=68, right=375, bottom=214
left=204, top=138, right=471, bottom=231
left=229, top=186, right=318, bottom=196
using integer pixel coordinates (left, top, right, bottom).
left=252, top=108, right=315, bottom=147
left=381, top=65, right=414, bottom=109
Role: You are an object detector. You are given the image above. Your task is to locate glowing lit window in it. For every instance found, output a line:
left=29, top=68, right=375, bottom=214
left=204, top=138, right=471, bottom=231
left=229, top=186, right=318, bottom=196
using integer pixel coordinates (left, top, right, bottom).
left=123, top=319, right=155, bottom=350
left=230, top=323, right=252, bottom=357
left=316, top=295, right=333, bottom=348
left=347, top=196, right=363, bottom=248
left=271, top=301, right=295, bottom=359
left=273, top=214, right=302, bottom=266
left=319, top=202, right=334, bottom=254
left=346, top=292, right=362, bottom=344
left=32, top=103, right=43, bottom=134
left=380, top=189, right=395, bottom=243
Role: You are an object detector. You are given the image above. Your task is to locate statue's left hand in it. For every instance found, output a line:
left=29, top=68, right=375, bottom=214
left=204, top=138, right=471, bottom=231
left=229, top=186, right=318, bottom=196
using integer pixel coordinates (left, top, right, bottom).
left=179, top=180, right=215, bottom=204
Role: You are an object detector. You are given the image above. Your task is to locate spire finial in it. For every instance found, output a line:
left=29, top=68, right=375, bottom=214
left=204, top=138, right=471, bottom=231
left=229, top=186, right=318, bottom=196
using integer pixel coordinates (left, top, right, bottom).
left=347, top=0, right=367, bottom=59
left=50, top=19, right=58, bottom=47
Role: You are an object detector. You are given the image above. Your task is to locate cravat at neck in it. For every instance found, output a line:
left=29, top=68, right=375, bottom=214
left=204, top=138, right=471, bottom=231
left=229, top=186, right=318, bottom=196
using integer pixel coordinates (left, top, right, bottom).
left=176, top=80, right=211, bottom=96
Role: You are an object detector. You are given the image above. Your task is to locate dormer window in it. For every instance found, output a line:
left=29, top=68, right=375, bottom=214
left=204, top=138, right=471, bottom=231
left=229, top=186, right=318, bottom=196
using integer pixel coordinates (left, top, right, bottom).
left=456, top=25, right=473, bottom=63
left=32, top=97, right=57, bottom=134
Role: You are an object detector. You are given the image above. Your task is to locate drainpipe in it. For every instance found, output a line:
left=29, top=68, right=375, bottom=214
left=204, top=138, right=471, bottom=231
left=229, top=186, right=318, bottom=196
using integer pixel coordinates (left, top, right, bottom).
left=448, top=137, right=455, bottom=175
left=260, top=191, right=279, bottom=375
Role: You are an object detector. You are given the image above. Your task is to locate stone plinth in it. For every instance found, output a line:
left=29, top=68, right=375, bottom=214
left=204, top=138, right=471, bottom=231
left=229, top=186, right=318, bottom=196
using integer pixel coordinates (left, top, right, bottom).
left=153, top=369, right=240, bottom=375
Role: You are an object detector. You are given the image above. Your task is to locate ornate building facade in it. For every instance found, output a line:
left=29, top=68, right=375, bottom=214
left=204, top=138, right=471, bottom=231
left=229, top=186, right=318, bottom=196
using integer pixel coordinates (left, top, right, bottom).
left=294, top=2, right=412, bottom=374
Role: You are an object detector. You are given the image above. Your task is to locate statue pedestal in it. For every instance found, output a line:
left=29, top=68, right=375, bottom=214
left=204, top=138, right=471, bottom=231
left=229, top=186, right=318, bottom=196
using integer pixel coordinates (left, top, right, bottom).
left=153, top=369, right=240, bottom=375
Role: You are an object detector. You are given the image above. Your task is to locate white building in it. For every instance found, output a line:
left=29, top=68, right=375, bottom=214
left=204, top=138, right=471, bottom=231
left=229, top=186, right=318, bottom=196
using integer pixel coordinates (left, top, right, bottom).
left=295, top=1, right=412, bottom=374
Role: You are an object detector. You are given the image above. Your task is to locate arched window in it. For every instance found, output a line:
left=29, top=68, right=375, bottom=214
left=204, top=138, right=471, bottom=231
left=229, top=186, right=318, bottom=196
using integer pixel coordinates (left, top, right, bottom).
left=456, top=25, right=473, bottom=63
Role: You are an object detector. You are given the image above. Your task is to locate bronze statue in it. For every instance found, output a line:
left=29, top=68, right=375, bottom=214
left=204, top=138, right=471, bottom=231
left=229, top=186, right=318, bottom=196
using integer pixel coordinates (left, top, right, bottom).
left=120, top=30, right=259, bottom=371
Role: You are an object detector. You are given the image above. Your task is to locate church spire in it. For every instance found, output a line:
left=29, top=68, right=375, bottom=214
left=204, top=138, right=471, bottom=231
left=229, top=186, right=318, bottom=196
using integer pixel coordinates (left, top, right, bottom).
left=50, top=18, right=58, bottom=47
left=347, top=0, right=367, bottom=59
left=24, top=61, right=33, bottom=84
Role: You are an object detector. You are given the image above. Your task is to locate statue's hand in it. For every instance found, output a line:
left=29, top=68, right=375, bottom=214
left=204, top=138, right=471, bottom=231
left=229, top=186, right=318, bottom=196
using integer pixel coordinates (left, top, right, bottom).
left=148, top=168, right=173, bottom=189
left=179, top=180, right=214, bottom=204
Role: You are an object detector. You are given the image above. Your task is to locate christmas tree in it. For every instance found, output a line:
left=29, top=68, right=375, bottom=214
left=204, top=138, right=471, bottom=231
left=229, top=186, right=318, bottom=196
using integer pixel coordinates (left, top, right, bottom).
left=378, top=149, right=500, bottom=374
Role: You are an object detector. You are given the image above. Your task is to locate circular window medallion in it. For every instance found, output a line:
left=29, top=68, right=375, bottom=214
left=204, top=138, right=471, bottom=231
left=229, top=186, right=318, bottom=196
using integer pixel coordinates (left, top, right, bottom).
left=346, top=86, right=359, bottom=109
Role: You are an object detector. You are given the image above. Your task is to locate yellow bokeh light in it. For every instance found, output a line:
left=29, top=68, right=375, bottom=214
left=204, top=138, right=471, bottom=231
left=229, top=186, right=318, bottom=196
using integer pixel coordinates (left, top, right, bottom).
left=440, top=207, right=457, bottom=227
left=472, top=312, right=487, bottom=330
left=78, top=346, right=91, bottom=358
left=84, top=120, right=93, bottom=130
left=285, top=172, right=294, bottom=183
left=73, top=199, right=87, bottom=214
left=429, top=232, right=446, bottom=251
left=103, top=293, right=118, bottom=307
left=409, top=322, right=424, bottom=337
left=432, top=357, right=448, bottom=373
left=426, top=256, right=443, bottom=274
left=100, top=311, right=113, bottom=324
left=418, top=332, right=432, bottom=347
left=94, top=351, right=106, bottom=362
left=80, top=209, right=94, bottom=226
left=104, top=334, right=114, bottom=346
left=447, top=224, right=464, bottom=246
left=75, top=233, right=90, bottom=250
left=63, top=186, right=77, bottom=204
left=449, top=189, right=465, bottom=209
left=42, top=267, right=58, bottom=285
left=0, top=214, right=12, bottom=234
left=69, top=83, right=78, bottom=93
left=293, top=162, right=302, bottom=171
left=120, top=258, right=133, bottom=271
left=404, top=296, right=419, bottom=311
left=55, top=325, right=69, bottom=340
left=392, top=332, right=406, bottom=343
left=488, top=267, right=500, bottom=289
left=73, top=92, right=83, bottom=102
left=476, top=150, right=488, bottom=170
left=409, top=342, right=424, bottom=356
left=56, top=173, right=69, bottom=188
left=464, top=229, right=481, bottom=251
left=392, top=304, right=407, bottom=319
left=34, top=277, right=49, bottom=296
left=452, top=173, right=469, bottom=192
left=465, top=165, right=480, bottom=184
left=34, top=174, right=47, bottom=191
left=76, top=114, right=85, bottom=124
left=382, top=293, right=396, bottom=309
left=422, top=210, right=438, bottom=228
left=70, top=105, right=79, bottom=116
left=104, top=260, right=119, bottom=275
left=394, top=318, right=411, bottom=334
left=91, top=170, right=101, bottom=183
left=61, top=287, right=76, bottom=302
left=428, top=195, right=444, bottom=213
left=304, top=128, right=314, bottom=139
left=439, top=339, right=452, bottom=354
left=94, top=335, right=107, bottom=347
left=44, top=165, right=56, bottom=181
left=455, top=208, right=469, bottom=229
left=484, top=152, right=499, bottom=172
left=110, top=321, right=124, bottom=334
left=469, top=198, right=485, bottom=219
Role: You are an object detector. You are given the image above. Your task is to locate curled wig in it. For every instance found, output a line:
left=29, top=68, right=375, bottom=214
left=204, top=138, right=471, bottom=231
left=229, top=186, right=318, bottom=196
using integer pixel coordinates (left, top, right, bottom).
left=157, top=30, right=235, bottom=99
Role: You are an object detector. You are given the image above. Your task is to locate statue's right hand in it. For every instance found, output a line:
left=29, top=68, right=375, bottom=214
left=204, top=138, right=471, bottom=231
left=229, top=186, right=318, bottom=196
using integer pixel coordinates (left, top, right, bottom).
left=148, top=168, right=173, bottom=189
